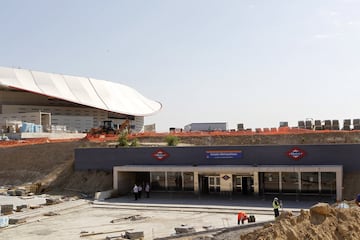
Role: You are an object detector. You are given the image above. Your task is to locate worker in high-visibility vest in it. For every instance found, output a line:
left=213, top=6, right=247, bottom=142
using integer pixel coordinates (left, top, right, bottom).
left=237, top=211, right=248, bottom=224
left=272, top=197, right=281, bottom=218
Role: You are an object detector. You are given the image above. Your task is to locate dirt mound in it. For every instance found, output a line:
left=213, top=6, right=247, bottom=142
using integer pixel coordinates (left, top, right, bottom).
left=241, top=202, right=360, bottom=240
left=0, top=140, right=113, bottom=196
left=47, top=169, right=113, bottom=196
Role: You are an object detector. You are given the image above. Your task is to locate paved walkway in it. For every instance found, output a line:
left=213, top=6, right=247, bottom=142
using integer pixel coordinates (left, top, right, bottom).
left=95, top=192, right=334, bottom=215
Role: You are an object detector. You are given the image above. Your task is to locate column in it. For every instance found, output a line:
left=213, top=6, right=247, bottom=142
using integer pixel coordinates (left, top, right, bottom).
left=193, top=171, right=199, bottom=193
left=279, top=172, right=282, bottom=193
left=113, top=168, right=118, bottom=190
left=336, top=169, right=343, bottom=201
left=253, top=172, right=259, bottom=194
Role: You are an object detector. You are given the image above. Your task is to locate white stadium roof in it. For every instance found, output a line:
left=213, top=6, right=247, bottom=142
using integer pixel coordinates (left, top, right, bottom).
left=0, top=67, right=162, bottom=116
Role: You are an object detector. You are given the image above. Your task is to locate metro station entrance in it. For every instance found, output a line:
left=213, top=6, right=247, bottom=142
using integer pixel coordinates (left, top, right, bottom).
left=113, top=165, right=343, bottom=201
left=199, top=175, right=221, bottom=193
left=233, top=175, right=254, bottom=195
left=208, top=176, right=220, bottom=193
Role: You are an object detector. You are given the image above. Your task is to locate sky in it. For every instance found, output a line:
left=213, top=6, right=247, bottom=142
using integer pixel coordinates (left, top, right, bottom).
left=1, top=0, right=360, bottom=132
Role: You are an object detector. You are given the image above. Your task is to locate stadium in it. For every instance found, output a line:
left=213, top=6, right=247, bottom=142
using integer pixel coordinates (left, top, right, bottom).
left=0, top=66, right=162, bottom=139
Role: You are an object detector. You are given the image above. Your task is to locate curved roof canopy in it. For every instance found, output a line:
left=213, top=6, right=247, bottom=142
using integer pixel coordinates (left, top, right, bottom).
left=0, top=67, right=162, bottom=116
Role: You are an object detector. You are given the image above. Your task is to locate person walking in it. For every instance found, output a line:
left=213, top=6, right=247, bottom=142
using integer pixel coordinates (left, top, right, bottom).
left=272, top=197, right=281, bottom=218
left=133, top=184, right=139, bottom=200
left=145, top=182, right=150, bottom=198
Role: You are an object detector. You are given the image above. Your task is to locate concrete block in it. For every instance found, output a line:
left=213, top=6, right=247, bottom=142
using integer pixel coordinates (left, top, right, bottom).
left=1, top=204, right=13, bottom=215
left=29, top=205, right=41, bottom=209
left=9, top=217, right=26, bottom=225
left=7, top=190, right=16, bottom=196
left=124, top=231, right=144, bottom=239
left=0, top=216, right=9, bottom=228
left=46, top=197, right=61, bottom=205
left=94, top=190, right=114, bottom=200
left=16, top=204, right=27, bottom=212
left=175, top=225, right=196, bottom=234
left=15, top=189, right=26, bottom=196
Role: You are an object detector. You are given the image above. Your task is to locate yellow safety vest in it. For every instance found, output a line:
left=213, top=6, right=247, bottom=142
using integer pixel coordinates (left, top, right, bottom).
left=273, top=200, right=280, bottom=209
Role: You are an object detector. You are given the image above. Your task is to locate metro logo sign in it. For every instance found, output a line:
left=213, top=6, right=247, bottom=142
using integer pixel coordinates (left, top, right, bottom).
left=152, top=149, right=169, bottom=161
left=222, top=175, right=230, bottom=181
left=287, top=147, right=306, bottom=160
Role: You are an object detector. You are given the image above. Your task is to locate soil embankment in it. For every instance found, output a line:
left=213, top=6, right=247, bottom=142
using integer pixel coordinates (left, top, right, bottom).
left=238, top=202, right=360, bottom=240
left=0, top=140, right=113, bottom=196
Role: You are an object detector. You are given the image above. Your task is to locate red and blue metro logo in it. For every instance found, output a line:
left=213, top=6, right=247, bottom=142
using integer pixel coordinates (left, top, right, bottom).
left=152, top=149, right=170, bottom=161
left=287, top=147, right=306, bottom=160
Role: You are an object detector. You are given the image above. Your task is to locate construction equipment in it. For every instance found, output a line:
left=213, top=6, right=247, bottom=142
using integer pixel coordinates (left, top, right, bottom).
left=102, top=120, right=116, bottom=134
left=89, top=119, right=130, bottom=135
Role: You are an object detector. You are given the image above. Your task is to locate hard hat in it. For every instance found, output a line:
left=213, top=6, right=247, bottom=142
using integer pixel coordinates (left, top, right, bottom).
left=274, top=197, right=278, bottom=200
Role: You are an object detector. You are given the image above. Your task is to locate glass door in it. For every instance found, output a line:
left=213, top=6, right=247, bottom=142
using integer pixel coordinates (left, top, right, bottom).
left=234, top=176, right=242, bottom=192
left=208, top=176, right=220, bottom=193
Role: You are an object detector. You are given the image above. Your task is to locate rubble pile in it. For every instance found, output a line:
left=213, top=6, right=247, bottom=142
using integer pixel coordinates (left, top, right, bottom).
left=241, top=202, right=360, bottom=240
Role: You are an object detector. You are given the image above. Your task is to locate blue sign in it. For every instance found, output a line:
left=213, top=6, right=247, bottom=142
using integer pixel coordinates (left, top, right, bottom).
left=206, top=150, right=243, bottom=159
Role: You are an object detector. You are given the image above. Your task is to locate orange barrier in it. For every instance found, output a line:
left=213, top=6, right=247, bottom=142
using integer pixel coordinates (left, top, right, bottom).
left=2, top=128, right=360, bottom=146
left=0, top=137, right=82, bottom=148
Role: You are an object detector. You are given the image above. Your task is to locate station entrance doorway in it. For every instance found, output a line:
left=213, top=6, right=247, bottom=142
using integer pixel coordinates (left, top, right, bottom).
left=233, top=175, right=254, bottom=195
left=199, top=175, right=221, bottom=194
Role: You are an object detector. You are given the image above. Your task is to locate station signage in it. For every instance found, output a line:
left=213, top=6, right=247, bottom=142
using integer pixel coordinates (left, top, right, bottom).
left=206, top=150, right=243, bottom=159
left=152, top=149, right=169, bottom=161
left=287, top=147, right=306, bottom=160
left=222, top=175, right=231, bottom=181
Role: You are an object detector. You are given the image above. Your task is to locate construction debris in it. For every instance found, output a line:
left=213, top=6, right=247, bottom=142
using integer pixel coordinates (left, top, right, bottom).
left=45, top=197, right=62, bottom=205
left=29, top=205, right=41, bottom=209
left=8, top=217, right=26, bottom=225
left=1, top=204, right=13, bottom=215
left=43, top=211, right=59, bottom=216
left=79, top=228, right=133, bottom=238
left=124, top=231, right=144, bottom=240
left=15, top=204, right=28, bottom=212
left=0, top=216, right=9, bottom=228
left=175, top=224, right=196, bottom=234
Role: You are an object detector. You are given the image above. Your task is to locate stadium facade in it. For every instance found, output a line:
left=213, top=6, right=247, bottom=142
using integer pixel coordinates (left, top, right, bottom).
left=0, top=67, right=162, bottom=137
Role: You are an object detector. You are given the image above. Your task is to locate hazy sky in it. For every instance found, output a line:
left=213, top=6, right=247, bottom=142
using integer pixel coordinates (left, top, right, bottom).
left=1, top=1, right=360, bottom=132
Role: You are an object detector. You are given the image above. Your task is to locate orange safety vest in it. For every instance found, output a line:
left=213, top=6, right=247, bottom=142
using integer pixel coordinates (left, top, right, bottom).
left=237, top=212, right=248, bottom=221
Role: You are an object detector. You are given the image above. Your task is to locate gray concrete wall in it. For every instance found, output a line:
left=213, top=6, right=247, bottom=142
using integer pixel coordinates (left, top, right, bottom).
left=116, top=172, right=135, bottom=195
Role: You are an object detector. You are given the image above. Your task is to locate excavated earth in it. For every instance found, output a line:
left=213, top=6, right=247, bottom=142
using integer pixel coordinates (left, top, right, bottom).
left=0, top=140, right=113, bottom=196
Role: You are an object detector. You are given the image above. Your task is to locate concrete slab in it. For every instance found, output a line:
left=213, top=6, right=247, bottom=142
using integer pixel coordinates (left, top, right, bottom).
left=0, top=195, right=47, bottom=207
left=0, top=193, right=321, bottom=240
